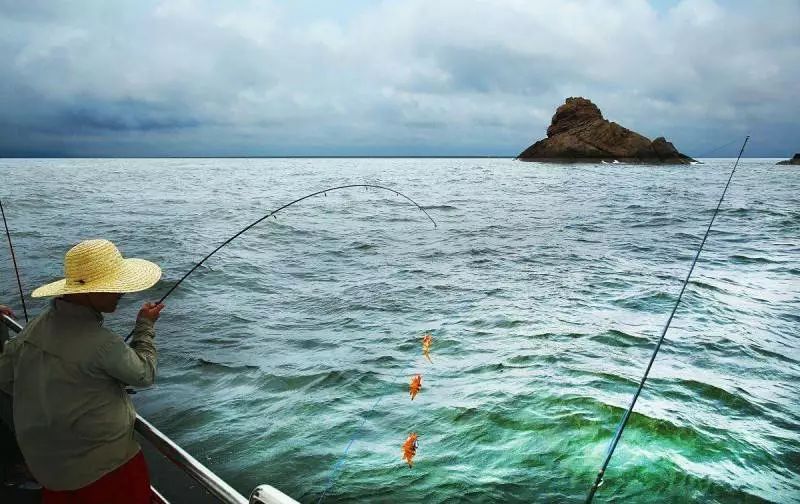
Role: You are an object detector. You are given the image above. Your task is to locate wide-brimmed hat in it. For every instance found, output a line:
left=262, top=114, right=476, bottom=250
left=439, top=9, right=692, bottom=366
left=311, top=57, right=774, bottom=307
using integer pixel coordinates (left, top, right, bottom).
left=32, top=239, right=162, bottom=298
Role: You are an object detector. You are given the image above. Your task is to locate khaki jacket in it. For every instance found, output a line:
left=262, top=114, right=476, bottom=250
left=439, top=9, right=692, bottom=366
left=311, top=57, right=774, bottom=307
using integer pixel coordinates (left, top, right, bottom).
left=0, top=299, right=157, bottom=490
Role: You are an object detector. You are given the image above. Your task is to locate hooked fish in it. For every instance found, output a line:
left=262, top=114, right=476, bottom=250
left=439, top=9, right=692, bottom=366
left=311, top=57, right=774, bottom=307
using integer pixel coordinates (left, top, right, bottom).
left=402, top=433, right=419, bottom=468
left=409, top=374, right=422, bottom=400
left=422, top=333, right=433, bottom=363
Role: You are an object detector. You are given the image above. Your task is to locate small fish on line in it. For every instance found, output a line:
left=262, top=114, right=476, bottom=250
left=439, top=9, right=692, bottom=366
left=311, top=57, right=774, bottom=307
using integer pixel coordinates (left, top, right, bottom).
left=402, top=433, right=419, bottom=468
left=422, top=333, right=433, bottom=363
left=409, top=374, right=422, bottom=400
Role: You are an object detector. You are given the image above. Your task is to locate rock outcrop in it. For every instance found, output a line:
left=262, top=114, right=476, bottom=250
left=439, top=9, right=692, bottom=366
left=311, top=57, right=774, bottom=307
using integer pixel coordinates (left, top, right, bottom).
left=776, top=153, right=800, bottom=165
left=517, top=97, right=695, bottom=164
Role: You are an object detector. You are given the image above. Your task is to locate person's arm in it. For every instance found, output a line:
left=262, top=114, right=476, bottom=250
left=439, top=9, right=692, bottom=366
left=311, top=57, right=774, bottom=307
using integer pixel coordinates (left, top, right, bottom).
left=0, top=305, right=14, bottom=350
left=0, top=338, right=17, bottom=396
left=98, top=302, right=164, bottom=388
left=0, top=320, right=8, bottom=351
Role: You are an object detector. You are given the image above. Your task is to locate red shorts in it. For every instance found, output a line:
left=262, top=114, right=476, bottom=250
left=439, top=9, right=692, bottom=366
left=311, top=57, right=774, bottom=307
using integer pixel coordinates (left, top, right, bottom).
left=42, top=451, right=152, bottom=504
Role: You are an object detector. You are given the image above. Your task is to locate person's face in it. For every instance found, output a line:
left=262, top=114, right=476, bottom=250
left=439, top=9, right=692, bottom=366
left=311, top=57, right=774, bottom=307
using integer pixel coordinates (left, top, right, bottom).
left=87, top=292, right=124, bottom=313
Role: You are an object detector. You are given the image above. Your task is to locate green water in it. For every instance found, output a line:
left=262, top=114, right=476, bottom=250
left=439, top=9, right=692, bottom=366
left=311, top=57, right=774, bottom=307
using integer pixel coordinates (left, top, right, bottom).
left=0, top=158, right=797, bottom=503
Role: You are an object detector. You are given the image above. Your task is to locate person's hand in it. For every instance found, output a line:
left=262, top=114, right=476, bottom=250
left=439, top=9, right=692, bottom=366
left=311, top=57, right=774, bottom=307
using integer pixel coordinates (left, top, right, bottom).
left=137, top=302, right=165, bottom=323
left=0, top=305, right=15, bottom=319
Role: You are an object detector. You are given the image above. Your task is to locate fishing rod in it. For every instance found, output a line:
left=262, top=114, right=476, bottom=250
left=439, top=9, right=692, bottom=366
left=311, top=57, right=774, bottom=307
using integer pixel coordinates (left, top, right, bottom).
left=125, top=184, right=437, bottom=342
left=585, top=135, right=749, bottom=503
left=0, top=197, right=29, bottom=323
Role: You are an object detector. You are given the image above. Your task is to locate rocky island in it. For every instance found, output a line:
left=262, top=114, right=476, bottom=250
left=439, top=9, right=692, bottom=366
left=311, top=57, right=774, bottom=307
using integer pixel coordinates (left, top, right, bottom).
left=776, top=154, right=800, bottom=165
left=517, top=97, right=695, bottom=164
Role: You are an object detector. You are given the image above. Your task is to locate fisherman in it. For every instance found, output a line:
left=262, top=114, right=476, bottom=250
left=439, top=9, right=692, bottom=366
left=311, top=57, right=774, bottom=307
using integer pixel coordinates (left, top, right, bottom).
left=0, top=239, right=164, bottom=503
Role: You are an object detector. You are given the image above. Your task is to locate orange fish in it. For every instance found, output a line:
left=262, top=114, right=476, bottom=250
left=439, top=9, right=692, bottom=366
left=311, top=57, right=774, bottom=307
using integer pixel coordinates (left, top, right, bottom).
left=402, top=432, right=419, bottom=468
left=409, top=374, right=422, bottom=400
left=422, top=333, right=433, bottom=363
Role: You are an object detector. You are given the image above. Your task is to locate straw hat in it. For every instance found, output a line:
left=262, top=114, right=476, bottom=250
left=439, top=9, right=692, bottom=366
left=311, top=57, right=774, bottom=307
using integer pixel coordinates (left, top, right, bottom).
left=32, top=239, right=162, bottom=298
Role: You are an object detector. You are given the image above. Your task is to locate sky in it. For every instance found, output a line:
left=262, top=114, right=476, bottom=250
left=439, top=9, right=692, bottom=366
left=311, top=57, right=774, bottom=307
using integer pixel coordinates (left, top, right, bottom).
left=0, top=0, right=798, bottom=157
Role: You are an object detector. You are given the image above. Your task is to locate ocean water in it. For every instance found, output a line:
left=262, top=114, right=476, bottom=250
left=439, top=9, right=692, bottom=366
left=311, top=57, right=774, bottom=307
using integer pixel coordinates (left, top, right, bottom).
left=0, top=158, right=798, bottom=503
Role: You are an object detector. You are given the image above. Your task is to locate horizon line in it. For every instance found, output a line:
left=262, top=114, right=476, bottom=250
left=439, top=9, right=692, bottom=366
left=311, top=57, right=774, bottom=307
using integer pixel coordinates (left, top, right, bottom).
left=0, top=155, right=514, bottom=159
left=0, top=155, right=783, bottom=160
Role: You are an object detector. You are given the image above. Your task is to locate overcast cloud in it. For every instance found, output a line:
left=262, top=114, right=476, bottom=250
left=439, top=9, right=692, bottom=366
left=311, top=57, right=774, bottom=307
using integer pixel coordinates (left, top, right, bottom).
left=0, top=0, right=797, bottom=157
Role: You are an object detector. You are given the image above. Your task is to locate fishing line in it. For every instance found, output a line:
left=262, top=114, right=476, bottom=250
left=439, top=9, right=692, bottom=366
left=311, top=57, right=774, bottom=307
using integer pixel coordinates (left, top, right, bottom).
left=585, top=136, right=749, bottom=503
left=317, top=394, right=386, bottom=504
left=317, top=338, right=435, bottom=504
left=125, top=184, right=436, bottom=340
left=690, top=138, right=742, bottom=162
left=317, top=258, right=435, bottom=503
left=0, top=197, right=29, bottom=323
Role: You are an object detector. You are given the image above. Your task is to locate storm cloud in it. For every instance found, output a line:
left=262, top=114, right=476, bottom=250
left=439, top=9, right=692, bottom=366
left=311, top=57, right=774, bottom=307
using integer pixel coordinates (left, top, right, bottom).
left=0, top=0, right=797, bottom=157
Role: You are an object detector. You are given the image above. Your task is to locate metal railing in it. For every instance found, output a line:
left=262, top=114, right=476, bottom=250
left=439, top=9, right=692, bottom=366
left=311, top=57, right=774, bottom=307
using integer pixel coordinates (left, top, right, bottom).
left=135, top=414, right=249, bottom=504
left=1, top=313, right=298, bottom=504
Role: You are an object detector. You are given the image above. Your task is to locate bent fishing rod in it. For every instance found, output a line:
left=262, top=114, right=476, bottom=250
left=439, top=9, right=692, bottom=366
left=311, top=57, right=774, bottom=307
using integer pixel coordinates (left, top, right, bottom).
left=585, top=136, right=749, bottom=503
left=1, top=197, right=29, bottom=323
left=126, top=184, right=436, bottom=342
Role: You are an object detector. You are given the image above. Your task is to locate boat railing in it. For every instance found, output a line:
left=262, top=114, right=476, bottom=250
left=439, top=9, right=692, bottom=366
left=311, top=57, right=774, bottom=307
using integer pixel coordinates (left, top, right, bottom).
left=1, top=313, right=298, bottom=504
